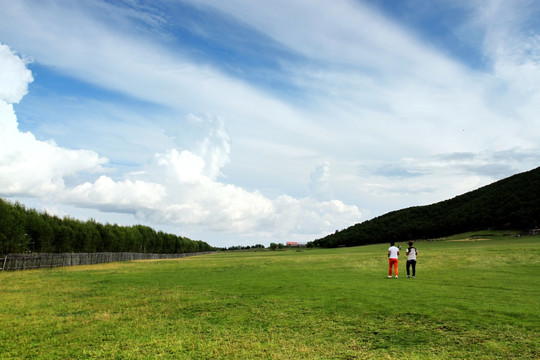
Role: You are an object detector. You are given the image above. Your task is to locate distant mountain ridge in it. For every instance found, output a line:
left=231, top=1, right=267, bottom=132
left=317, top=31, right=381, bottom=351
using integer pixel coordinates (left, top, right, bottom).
left=310, top=166, right=540, bottom=248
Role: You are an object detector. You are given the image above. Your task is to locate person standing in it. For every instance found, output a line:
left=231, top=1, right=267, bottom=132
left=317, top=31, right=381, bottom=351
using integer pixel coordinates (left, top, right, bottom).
left=406, top=241, right=418, bottom=278
left=388, top=242, right=400, bottom=278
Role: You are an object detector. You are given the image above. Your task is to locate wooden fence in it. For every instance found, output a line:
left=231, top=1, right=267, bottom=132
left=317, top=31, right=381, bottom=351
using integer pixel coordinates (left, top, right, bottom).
left=1, top=251, right=216, bottom=271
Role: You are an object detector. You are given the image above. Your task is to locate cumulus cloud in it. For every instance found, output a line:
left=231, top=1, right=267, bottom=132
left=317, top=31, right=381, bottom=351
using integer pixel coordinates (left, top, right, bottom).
left=67, top=175, right=166, bottom=212
left=65, top=116, right=360, bottom=239
left=0, top=43, right=33, bottom=104
left=0, top=104, right=106, bottom=196
left=0, top=44, right=107, bottom=197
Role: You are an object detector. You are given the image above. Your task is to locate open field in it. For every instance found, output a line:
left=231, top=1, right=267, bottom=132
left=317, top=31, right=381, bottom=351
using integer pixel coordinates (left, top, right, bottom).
left=1, top=235, right=539, bottom=359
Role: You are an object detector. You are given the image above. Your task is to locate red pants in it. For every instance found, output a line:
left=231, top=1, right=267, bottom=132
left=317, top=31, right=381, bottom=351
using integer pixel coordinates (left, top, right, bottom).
left=389, top=258, right=399, bottom=276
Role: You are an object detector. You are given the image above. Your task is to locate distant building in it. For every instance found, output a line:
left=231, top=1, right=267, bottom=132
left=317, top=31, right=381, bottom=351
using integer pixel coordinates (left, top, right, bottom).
left=285, top=242, right=306, bottom=247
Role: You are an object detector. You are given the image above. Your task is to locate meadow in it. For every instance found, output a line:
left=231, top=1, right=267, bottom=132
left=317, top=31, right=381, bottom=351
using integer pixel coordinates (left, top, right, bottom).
left=1, top=234, right=539, bottom=359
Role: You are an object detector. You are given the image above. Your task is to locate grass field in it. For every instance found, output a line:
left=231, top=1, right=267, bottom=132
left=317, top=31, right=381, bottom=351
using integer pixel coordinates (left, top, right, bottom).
left=1, top=234, right=539, bottom=359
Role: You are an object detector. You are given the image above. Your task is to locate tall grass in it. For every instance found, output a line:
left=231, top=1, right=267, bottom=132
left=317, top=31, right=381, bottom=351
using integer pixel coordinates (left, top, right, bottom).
left=1, top=235, right=539, bottom=359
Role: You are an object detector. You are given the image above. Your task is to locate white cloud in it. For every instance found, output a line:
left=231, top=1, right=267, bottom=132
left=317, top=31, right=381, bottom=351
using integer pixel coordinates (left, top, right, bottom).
left=464, top=2, right=540, bottom=95
left=0, top=44, right=107, bottom=197
left=67, top=175, right=166, bottom=211
left=0, top=102, right=107, bottom=197
left=196, top=115, right=231, bottom=180
left=62, top=117, right=361, bottom=241
left=0, top=43, right=33, bottom=103
left=309, top=162, right=333, bottom=201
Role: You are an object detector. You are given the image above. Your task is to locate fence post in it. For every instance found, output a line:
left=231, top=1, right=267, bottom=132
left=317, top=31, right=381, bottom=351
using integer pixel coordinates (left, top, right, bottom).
left=2, top=255, right=7, bottom=271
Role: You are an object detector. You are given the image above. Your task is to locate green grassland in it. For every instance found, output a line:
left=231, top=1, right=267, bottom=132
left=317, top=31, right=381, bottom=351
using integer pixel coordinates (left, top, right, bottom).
left=1, top=235, right=539, bottom=359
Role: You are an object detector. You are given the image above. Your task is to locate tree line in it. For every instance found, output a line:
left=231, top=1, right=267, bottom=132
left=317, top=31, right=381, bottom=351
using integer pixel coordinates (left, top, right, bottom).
left=0, top=197, right=213, bottom=255
left=310, top=166, right=540, bottom=248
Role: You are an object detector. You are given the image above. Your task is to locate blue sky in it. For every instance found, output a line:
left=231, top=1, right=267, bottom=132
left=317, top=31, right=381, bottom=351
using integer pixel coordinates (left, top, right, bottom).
left=1, top=0, right=540, bottom=247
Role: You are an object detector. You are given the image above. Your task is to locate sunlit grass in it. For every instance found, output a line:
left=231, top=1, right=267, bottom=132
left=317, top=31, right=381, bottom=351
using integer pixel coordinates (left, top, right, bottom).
left=1, top=236, right=539, bottom=359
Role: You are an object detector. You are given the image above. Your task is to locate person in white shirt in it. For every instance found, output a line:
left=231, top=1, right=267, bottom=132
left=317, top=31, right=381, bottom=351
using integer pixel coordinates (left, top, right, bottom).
left=387, top=242, right=400, bottom=278
left=406, top=241, right=418, bottom=278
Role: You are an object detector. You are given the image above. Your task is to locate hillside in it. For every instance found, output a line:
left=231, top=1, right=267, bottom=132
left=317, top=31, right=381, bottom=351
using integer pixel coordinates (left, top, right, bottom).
left=310, top=166, right=540, bottom=248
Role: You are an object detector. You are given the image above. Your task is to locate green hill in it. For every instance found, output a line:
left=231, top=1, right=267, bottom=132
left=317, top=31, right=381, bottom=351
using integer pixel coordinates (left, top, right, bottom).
left=310, top=166, right=540, bottom=248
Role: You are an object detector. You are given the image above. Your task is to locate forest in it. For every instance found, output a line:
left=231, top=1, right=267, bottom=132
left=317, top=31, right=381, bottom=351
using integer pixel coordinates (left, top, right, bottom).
left=310, top=166, right=540, bottom=248
left=0, top=198, right=213, bottom=255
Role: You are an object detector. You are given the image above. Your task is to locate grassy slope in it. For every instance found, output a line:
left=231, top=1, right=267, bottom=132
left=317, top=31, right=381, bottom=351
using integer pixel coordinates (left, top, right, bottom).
left=1, top=236, right=539, bottom=359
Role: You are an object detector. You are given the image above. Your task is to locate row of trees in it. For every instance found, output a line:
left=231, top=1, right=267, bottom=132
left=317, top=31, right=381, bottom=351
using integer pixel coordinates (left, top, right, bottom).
left=310, top=166, right=540, bottom=248
left=222, top=244, right=265, bottom=251
left=220, top=243, right=310, bottom=251
left=0, top=198, right=213, bottom=255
